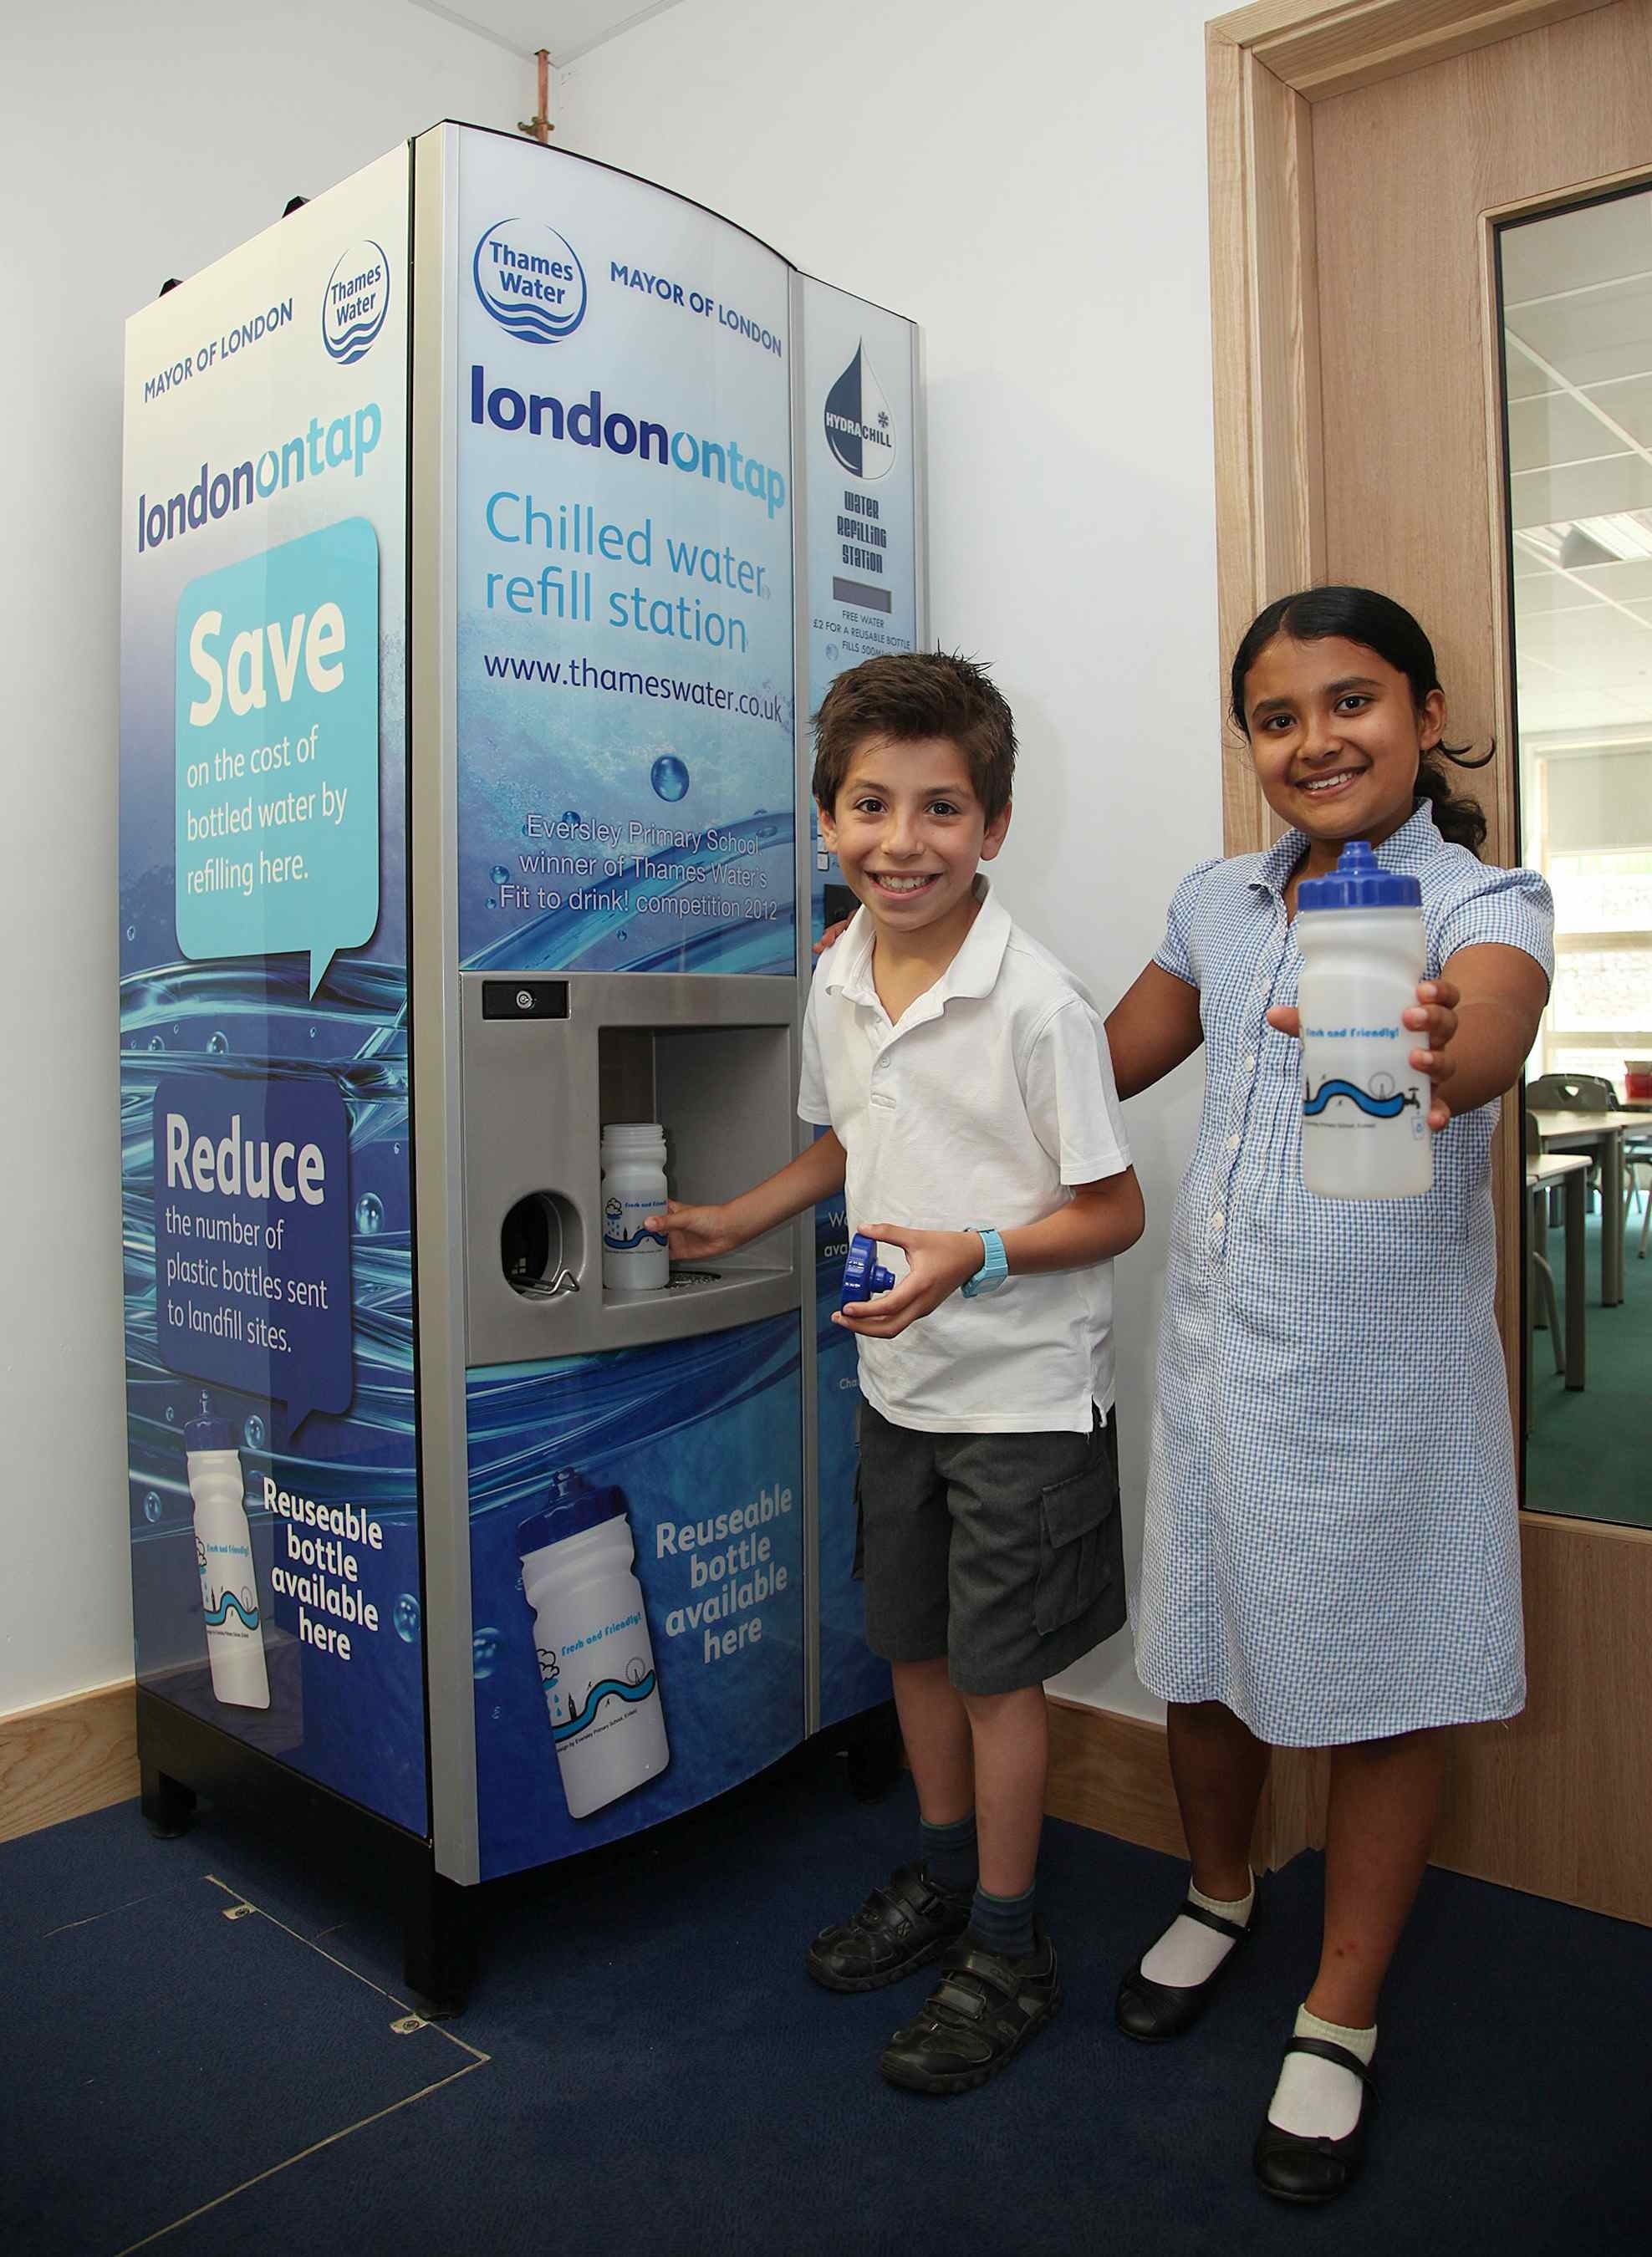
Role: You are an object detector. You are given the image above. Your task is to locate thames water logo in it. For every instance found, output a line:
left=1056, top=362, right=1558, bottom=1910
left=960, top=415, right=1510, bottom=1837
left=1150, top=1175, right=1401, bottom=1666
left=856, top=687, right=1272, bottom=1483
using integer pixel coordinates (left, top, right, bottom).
left=322, top=241, right=390, bottom=365
left=824, top=342, right=895, bottom=480
left=473, top=217, right=587, bottom=343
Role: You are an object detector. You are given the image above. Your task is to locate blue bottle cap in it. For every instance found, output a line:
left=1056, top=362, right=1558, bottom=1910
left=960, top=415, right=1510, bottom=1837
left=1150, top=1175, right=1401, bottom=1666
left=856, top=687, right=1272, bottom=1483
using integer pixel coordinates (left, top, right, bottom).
left=840, top=1231, right=897, bottom=1311
left=1296, top=838, right=1421, bottom=910
left=517, top=1471, right=627, bottom=1557
left=183, top=1418, right=234, bottom=1453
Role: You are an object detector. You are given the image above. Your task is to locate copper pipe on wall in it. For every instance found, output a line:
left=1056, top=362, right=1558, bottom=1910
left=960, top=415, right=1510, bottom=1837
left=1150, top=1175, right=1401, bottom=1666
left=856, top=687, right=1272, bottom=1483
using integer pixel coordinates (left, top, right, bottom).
left=518, top=48, right=553, bottom=143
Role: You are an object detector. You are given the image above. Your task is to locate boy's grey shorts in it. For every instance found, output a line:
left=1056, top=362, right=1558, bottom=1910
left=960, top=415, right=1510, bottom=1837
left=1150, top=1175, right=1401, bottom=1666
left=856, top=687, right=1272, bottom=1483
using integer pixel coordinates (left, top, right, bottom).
left=854, top=1401, right=1126, bottom=1696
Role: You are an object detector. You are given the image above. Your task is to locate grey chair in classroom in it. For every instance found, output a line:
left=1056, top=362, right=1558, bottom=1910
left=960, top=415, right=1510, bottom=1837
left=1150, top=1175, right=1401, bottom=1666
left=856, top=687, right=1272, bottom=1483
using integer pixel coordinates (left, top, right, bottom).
left=1527, top=1072, right=1615, bottom=1112
left=1524, top=1109, right=1564, bottom=1392
left=1530, top=1071, right=1652, bottom=1252
left=1527, top=1071, right=1614, bottom=1218
left=1627, top=1126, right=1652, bottom=1260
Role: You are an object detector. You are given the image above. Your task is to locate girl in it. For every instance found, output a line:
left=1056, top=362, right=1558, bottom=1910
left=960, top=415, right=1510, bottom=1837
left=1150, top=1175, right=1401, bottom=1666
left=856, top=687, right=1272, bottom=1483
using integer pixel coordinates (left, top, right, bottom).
left=1105, top=586, right=1553, bottom=2204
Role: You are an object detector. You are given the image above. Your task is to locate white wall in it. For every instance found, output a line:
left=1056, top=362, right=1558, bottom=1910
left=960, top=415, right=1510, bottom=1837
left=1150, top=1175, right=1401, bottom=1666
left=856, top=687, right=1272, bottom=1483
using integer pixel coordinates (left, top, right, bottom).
left=0, top=3, right=528, bottom=1715
left=557, top=0, right=1224, bottom=1718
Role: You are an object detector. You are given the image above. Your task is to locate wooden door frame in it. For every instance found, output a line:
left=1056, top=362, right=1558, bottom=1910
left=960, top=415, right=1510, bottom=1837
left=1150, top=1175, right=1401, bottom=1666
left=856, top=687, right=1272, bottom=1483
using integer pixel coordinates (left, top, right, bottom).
left=1206, top=0, right=1614, bottom=859
left=1206, top=0, right=1651, bottom=1903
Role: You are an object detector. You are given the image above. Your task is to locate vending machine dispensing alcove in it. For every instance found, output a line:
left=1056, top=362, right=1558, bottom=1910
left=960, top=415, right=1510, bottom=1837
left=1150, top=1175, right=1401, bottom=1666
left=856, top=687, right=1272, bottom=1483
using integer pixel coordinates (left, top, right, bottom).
left=120, top=122, right=923, bottom=2000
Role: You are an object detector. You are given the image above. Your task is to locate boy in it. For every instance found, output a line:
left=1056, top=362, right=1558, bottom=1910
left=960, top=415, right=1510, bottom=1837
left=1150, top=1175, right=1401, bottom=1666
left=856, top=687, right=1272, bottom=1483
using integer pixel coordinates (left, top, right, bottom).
left=646, top=651, right=1143, bottom=2093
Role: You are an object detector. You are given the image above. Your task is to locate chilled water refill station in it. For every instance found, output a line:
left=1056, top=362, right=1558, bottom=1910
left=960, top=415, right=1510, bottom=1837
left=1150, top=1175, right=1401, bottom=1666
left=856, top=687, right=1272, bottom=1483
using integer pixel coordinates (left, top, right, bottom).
left=120, top=123, right=923, bottom=1999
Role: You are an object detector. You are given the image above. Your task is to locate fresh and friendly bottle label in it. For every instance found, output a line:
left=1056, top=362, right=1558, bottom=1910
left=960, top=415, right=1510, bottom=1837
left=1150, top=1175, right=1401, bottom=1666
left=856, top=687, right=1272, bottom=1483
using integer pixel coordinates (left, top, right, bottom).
left=1299, top=1016, right=1427, bottom=1135
left=603, top=1194, right=660, bottom=1252
left=198, top=1534, right=260, bottom=1632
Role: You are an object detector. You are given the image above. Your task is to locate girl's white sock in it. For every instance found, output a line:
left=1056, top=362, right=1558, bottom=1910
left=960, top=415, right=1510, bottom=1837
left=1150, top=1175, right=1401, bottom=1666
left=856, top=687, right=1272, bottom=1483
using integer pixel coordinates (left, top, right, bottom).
left=1267, top=2004, right=1376, bottom=2142
left=1138, top=1874, right=1254, bottom=1988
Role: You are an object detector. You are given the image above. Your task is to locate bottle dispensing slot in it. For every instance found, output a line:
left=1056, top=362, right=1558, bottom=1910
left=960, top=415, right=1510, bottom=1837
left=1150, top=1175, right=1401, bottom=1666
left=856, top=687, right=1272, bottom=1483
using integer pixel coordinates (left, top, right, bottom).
left=501, top=1191, right=583, bottom=1301
left=461, top=971, right=801, bottom=1363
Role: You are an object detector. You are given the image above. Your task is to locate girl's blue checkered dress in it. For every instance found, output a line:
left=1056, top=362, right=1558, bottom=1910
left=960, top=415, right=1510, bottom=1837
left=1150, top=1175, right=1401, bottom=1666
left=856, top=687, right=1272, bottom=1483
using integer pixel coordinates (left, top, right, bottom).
left=1134, top=805, right=1554, bottom=1745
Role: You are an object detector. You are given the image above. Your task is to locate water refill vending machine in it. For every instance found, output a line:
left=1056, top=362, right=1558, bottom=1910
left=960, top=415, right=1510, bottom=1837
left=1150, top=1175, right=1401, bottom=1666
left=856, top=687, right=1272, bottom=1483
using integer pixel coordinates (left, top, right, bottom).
left=120, top=123, right=923, bottom=1999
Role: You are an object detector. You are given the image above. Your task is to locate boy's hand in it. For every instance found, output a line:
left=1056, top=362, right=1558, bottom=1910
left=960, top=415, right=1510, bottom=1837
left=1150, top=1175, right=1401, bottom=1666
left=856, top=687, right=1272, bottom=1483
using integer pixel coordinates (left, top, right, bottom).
left=1266, top=976, right=1462, bottom=1131
left=642, top=1200, right=739, bottom=1261
left=833, top=1223, right=983, bottom=1337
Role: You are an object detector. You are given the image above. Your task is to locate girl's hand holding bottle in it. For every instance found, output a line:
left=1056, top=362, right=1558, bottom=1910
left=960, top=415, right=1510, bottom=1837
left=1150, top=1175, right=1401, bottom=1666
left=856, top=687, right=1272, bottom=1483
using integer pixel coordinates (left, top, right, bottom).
left=1267, top=976, right=1462, bottom=1131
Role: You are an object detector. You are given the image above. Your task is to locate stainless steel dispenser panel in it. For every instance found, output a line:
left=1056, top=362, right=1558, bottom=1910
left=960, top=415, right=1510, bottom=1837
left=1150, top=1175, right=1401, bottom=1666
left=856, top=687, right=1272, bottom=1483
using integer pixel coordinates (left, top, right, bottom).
left=461, top=970, right=802, bottom=1365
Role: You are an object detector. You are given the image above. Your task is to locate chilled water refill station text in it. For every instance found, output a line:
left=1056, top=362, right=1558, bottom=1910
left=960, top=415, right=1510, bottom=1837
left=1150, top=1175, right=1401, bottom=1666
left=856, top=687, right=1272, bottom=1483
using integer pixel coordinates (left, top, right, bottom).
left=120, top=123, right=923, bottom=1991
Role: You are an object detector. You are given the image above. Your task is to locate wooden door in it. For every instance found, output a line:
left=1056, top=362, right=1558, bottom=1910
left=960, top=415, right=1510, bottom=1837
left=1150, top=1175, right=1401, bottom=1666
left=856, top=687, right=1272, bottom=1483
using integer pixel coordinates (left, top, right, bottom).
left=1210, top=0, right=1652, bottom=1924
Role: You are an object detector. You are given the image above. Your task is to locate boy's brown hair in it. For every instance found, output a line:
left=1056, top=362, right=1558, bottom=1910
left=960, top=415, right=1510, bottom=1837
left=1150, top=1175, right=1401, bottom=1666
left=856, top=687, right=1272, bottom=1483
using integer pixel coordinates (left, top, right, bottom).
left=811, top=651, right=1017, bottom=821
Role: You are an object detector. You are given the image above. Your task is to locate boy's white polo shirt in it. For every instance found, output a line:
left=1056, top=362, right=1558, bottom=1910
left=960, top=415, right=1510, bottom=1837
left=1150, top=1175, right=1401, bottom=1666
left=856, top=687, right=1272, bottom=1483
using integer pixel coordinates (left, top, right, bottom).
left=798, top=877, right=1130, bottom=1434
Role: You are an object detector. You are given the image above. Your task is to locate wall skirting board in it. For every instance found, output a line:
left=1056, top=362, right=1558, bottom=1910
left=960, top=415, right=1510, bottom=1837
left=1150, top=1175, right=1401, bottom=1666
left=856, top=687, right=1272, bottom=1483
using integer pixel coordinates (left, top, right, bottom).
left=1045, top=1695, right=1188, bottom=1858
left=0, top=1680, right=140, bottom=1845
left=8, top=1682, right=1180, bottom=1853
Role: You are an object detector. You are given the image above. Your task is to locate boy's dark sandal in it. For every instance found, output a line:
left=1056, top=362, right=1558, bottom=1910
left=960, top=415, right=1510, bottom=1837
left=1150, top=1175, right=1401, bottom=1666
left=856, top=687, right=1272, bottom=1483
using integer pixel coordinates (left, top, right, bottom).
left=1114, top=1894, right=1256, bottom=2044
left=1252, top=2038, right=1377, bottom=2205
left=879, top=1929, right=1061, bottom=2095
left=805, top=1862, right=971, bottom=1993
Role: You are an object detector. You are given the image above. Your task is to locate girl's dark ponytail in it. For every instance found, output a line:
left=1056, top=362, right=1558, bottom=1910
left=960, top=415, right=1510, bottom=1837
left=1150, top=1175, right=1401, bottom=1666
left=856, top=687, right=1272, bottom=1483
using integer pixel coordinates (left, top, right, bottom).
left=1231, top=586, right=1492, bottom=858
left=1412, top=745, right=1491, bottom=853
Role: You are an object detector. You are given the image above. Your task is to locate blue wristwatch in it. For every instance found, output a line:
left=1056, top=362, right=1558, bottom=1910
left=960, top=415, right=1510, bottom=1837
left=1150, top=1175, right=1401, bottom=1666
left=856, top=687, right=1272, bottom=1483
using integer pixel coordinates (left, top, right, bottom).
left=961, top=1226, right=1009, bottom=1298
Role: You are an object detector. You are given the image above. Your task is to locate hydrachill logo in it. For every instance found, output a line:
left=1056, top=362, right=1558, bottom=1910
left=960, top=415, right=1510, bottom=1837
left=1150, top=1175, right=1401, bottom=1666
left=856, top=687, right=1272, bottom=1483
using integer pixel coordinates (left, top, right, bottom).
left=824, top=342, right=895, bottom=481
left=474, top=217, right=587, bottom=343
left=322, top=241, right=390, bottom=364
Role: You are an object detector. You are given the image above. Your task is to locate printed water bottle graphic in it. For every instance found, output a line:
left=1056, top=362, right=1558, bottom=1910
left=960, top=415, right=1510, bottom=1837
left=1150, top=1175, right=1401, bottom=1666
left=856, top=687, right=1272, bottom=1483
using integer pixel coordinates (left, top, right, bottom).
left=183, top=1418, right=270, bottom=1709
left=518, top=1470, right=669, bottom=1818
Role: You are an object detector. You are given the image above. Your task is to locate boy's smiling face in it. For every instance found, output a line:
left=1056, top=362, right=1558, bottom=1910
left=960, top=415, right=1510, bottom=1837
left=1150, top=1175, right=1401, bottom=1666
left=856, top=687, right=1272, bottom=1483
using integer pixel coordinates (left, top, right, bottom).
left=820, top=733, right=1010, bottom=945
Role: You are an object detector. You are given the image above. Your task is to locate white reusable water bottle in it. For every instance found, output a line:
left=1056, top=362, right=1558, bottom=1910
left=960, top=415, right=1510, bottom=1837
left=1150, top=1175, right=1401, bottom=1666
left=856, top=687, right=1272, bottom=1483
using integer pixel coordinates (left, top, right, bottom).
left=600, top=1122, right=670, bottom=1292
left=1295, top=838, right=1431, bottom=1200
left=518, top=1471, right=669, bottom=1819
left=183, top=1419, right=270, bottom=1709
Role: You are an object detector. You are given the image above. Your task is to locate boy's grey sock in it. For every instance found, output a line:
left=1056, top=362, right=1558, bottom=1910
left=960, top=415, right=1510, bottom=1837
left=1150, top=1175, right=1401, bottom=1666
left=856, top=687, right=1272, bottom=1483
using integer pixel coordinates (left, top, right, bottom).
left=920, top=1811, right=977, bottom=1894
left=969, top=1882, right=1037, bottom=1961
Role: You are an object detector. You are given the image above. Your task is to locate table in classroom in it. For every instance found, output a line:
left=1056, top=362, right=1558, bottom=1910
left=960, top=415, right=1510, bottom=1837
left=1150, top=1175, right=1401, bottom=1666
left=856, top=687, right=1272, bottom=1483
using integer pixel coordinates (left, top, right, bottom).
left=1529, top=1110, right=1644, bottom=1307
left=1526, top=1152, right=1589, bottom=1403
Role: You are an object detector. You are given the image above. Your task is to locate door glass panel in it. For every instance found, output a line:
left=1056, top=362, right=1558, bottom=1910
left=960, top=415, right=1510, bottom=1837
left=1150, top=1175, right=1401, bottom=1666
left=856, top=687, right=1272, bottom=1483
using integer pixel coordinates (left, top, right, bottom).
left=1498, top=190, right=1652, bottom=1531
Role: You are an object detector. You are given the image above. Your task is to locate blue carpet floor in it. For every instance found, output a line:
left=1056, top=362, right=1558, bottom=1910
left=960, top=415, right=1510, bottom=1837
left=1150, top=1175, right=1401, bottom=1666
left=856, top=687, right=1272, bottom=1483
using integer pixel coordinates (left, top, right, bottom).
left=4, top=1750, right=1649, bottom=2254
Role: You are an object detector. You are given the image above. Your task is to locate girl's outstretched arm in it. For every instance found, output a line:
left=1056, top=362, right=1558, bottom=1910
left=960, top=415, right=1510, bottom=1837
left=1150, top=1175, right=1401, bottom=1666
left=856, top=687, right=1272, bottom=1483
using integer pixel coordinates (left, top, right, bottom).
left=1104, top=962, right=1205, bottom=1100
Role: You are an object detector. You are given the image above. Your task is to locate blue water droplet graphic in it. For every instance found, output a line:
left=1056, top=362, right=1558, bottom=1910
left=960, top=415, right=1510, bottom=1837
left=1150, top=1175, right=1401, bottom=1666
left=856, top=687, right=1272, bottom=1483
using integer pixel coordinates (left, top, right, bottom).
left=143, top=1490, right=162, bottom=1525
left=559, top=808, right=580, bottom=823
left=164, top=1405, right=176, bottom=1424
left=148, top=1034, right=166, bottom=1051
left=354, top=1194, right=385, bottom=1236
left=394, top=1593, right=421, bottom=1643
left=757, top=821, right=778, bottom=838
left=242, top=1414, right=266, bottom=1449
left=617, top=928, right=629, bottom=940
left=486, top=897, right=496, bottom=909
left=491, top=864, right=509, bottom=884
left=472, top=1628, right=502, bottom=1679
left=125, top=924, right=137, bottom=942
left=308, top=1025, right=318, bottom=1041
left=650, top=757, right=690, bottom=803
left=206, top=1031, right=228, bottom=1055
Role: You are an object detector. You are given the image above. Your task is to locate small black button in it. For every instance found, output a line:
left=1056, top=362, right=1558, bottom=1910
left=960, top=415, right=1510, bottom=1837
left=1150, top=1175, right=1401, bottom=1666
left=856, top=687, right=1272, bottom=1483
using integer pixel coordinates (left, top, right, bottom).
left=482, top=980, right=569, bottom=1021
